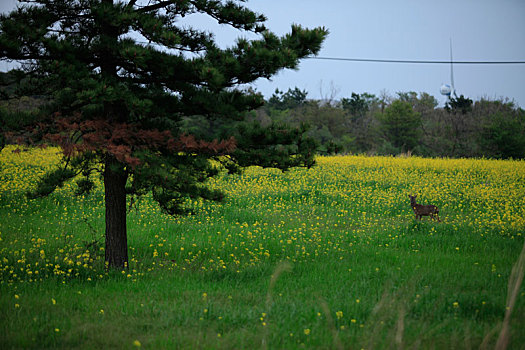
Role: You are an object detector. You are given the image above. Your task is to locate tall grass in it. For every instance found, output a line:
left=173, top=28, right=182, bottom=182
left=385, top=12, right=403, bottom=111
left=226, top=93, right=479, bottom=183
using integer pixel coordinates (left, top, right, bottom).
left=1, top=146, right=524, bottom=348
left=495, top=240, right=525, bottom=350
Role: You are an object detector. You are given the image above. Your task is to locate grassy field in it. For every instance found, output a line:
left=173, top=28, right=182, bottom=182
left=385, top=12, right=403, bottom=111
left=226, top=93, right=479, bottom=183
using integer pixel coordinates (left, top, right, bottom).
left=1, top=145, right=524, bottom=349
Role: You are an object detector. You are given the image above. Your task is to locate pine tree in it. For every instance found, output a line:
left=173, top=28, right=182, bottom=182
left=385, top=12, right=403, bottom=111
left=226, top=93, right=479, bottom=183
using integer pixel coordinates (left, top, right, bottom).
left=0, top=0, right=328, bottom=269
left=379, top=100, right=421, bottom=152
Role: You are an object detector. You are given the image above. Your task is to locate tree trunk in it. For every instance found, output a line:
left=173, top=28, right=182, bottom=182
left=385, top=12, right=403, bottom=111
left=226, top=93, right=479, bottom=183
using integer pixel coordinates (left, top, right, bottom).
left=98, top=0, right=128, bottom=269
left=104, top=158, right=128, bottom=269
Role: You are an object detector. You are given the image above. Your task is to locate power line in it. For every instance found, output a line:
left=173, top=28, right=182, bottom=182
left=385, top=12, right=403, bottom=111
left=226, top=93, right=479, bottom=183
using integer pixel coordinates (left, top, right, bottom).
left=309, top=56, right=525, bottom=65
left=108, top=39, right=525, bottom=65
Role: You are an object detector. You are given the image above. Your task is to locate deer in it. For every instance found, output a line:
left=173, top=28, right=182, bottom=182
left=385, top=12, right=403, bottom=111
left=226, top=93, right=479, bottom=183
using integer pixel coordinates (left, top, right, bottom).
left=409, top=194, right=440, bottom=222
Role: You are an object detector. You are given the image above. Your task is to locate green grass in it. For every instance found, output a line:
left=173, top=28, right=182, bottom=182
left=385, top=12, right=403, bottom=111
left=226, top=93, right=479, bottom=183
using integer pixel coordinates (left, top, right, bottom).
left=1, top=150, right=524, bottom=349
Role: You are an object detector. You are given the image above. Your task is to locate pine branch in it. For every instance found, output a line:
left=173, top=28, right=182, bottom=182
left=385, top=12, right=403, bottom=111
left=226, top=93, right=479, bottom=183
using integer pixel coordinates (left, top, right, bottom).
left=126, top=0, right=139, bottom=9
left=190, top=0, right=267, bottom=32
left=136, top=1, right=178, bottom=13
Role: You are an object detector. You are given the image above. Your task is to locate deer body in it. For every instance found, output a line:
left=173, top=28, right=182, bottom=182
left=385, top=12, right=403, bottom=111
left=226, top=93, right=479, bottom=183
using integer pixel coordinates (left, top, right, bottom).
left=409, top=195, right=440, bottom=221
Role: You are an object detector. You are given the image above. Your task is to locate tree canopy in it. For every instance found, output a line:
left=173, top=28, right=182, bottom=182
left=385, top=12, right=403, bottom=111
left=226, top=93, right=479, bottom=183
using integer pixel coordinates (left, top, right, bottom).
left=0, top=0, right=328, bottom=268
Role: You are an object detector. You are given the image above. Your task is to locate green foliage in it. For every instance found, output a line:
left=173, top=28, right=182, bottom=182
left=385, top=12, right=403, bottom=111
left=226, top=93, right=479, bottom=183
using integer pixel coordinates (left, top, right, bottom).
left=75, top=177, right=95, bottom=197
left=26, top=167, right=76, bottom=199
left=378, top=100, right=421, bottom=153
left=261, top=88, right=523, bottom=159
left=233, top=121, right=317, bottom=169
left=128, top=149, right=226, bottom=216
left=445, top=94, right=473, bottom=114
left=0, top=70, right=25, bottom=97
left=341, top=92, right=375, bottom=119
left=480, top=110, right=525, bottom=159
left=267, top=87, right=308, bottom=111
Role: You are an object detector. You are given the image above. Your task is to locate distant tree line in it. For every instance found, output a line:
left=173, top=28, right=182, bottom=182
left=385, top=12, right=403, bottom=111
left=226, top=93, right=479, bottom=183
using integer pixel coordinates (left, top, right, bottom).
left=2, top=71, right=524, bottom=159
left=257, top=87, right=525, bottom=159
left=0, top=70, right=48, bottom=150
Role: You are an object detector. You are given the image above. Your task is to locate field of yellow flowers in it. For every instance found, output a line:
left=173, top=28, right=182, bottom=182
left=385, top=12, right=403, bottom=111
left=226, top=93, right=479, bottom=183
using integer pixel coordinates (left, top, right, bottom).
left=1, top=145, right=524, bottom=349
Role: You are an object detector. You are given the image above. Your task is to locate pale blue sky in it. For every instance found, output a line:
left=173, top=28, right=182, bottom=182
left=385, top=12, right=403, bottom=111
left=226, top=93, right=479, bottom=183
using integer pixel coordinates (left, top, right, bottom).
left=2, top=0, right=524, bottom=107
left=244, top=0, right=525, bottom=107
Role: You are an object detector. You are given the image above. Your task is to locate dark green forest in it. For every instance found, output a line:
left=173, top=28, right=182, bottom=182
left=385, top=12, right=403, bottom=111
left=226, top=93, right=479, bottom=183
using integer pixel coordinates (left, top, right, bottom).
left=258, top=87, right=525, bottom=159
left=2, top=71, right=524, bottom=159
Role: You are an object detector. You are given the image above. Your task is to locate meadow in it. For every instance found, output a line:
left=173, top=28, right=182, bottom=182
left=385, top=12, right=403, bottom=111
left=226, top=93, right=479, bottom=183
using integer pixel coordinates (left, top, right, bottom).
left=0, top=145, right=524, bottom=349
